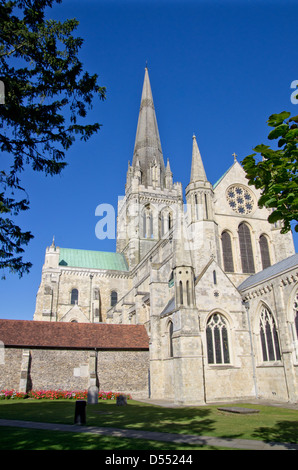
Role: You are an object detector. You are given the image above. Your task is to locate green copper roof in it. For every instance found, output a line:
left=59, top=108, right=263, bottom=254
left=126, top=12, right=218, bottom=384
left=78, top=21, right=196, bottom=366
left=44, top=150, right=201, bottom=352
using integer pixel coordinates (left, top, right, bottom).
left=212, top=164, right=233, bottom=189
left=59, top=248, right=129, bottom=271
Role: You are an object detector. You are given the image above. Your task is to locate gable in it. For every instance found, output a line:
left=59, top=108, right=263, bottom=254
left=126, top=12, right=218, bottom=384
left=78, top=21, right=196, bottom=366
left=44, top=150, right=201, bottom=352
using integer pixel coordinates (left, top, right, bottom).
left=195, top=259, right=242, bottom=313
left=212, top=160, right=273, bottom=224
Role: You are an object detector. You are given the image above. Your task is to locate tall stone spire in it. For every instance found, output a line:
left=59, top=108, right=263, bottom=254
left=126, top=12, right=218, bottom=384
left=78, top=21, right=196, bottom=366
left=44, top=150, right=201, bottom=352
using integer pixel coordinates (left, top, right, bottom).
left=190, top=134, right=207, bottom=183
left=132, top=67, right=165, bottom=185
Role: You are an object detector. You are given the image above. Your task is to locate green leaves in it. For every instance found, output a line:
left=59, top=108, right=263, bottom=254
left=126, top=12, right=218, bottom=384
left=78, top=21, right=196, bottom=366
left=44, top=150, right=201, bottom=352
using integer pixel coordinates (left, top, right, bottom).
left=242, top=111, right=298, bottom=234
left=267, top=111, right=291, bottom=127
left=0, top=0, right=106, bottom=277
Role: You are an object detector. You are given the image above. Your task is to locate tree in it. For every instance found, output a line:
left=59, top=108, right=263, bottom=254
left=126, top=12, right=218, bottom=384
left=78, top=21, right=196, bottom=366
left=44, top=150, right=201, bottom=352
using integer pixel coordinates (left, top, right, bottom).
left=241, top=111, right=298, bottom=234
left=0, top=0, right=106, bottom=277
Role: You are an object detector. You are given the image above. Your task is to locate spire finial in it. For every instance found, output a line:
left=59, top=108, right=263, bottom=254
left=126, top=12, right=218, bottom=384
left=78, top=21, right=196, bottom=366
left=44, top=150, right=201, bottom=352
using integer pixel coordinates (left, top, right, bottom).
left=190, top=133, right=207, bottom=183
left=232, top=152, right=237, bottom=162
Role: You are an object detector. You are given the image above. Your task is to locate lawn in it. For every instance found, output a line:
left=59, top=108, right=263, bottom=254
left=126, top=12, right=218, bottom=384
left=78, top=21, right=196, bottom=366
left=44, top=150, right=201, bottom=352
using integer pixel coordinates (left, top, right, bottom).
left=0, top=399, right=297, bottom=450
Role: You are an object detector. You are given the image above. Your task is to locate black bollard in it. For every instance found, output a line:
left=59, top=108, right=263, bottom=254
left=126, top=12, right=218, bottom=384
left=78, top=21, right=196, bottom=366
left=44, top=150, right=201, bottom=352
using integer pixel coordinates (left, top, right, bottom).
left=74, top=400, right=86, bottom=425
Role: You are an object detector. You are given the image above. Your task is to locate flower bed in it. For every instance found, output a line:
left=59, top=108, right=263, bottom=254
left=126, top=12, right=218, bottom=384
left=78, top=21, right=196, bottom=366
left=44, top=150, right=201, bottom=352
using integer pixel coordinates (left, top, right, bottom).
left=0, top=389, right=132, bottom=401
left=0, top=390, right=27, bottom=400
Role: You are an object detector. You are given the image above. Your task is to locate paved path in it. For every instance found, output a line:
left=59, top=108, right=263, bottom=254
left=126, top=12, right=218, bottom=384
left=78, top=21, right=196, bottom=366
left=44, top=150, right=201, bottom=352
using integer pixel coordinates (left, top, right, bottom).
left=0, top=418, right=297, bottom=450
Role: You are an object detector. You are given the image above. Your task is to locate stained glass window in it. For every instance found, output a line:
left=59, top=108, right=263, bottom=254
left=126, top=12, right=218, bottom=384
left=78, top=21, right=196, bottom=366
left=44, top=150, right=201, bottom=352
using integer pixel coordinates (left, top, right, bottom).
left=221, top=231, right=234, bottom=272
left=238, top=223, right=255, bottom=273
left=295, top=291, right=298, bottom=339
left=259, top=307, right=281, bottom=362
left=226, top=185, right=255, bottom=214
left=206, top=314, right=230, bottom=364
left=259, top=234, right=271, bottom=269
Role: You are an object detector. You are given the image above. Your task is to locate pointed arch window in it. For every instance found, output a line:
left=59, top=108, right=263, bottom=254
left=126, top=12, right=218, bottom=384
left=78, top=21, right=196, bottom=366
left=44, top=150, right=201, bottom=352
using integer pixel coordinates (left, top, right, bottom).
left=259, top=306, right=281, bottom=362
left=71, top=288, right=78, bottom=305
left=259, top=234, right=271, bottom=269
left=221, top=231, right=234, bottom=273
left=143, top=206, right=154, bottom=238
left=294, top=291, right=298, bottom=340
left=111, top=291, right=118, bottom=307
left=160, top=212, right=164, bottom=237
left=168, top=212, right=172, bottom=230
left=238, top=223, right=255, bottom=273
left=168, top=320, right=174, bottom=357
left=194, top=194, right=199, bottom=220
left=186, top=280, right=191, bottom=305
left=206, top=313, right=230, bottom=364
left=292, top=290, right=298, bottom=361
left=179, top=281, right=183, bottom=305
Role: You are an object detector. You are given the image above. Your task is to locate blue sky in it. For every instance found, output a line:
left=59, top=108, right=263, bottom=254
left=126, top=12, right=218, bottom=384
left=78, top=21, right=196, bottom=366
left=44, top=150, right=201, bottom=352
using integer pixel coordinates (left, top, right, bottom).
left=1, top=0, right=298, bottom=320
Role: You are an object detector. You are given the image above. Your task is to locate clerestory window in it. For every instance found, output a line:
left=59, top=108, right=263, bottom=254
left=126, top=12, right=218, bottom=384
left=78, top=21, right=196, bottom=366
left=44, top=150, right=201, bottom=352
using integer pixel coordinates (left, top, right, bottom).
left=70, top=288, right=78, bottom=305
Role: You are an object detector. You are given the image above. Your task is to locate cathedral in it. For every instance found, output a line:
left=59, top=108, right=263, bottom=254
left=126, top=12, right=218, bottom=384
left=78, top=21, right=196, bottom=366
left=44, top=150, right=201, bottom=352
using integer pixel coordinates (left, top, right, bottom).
left=17, top=67, right=298, bottom=404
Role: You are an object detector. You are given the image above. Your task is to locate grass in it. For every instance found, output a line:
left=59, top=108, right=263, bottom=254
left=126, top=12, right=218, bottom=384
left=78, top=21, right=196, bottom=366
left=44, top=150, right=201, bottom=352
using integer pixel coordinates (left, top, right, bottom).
left=0, top=399, right=297, bottom=450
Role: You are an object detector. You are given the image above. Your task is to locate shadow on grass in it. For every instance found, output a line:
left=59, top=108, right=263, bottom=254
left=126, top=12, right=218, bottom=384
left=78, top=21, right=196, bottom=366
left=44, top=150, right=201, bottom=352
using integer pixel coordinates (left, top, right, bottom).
left=253, top=420, right=298, bottom=447
left=0, top=426, right=217, bottom=450
left=0, top=400, right=216, bottom=436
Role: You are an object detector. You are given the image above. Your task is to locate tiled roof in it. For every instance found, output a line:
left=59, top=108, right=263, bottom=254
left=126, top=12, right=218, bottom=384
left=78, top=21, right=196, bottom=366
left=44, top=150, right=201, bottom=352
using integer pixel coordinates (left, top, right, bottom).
left=0, top=320, right=149, bottom=350
left=238, top=253, right=298, bottom=291
left=59, top=248, right=129, bottom=271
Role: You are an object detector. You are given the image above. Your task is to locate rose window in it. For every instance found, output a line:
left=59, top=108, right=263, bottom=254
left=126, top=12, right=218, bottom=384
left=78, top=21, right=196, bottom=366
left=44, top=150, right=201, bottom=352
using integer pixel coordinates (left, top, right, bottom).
left=226, top=185, right=255, bottom=214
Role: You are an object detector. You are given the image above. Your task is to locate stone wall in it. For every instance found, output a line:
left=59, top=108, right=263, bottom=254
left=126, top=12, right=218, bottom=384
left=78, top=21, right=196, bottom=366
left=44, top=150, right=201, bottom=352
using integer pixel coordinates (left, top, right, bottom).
left=0, top=347, right=149, bottom=398
left=34, top=267, right=132, bottom=323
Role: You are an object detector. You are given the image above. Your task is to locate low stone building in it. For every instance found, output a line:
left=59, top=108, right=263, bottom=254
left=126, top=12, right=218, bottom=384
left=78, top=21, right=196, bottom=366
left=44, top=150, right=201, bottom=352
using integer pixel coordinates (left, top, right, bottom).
left=0, top=320, right=149, bottom=397
left=1, top=67, right=297, bottom=405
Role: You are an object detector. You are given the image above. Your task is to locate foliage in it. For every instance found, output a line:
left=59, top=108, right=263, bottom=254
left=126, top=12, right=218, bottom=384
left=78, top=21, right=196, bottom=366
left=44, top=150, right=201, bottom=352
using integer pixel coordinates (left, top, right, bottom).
left=241, top=111, right=298, bottom=234
left=0, top=0, right=106, bottom=277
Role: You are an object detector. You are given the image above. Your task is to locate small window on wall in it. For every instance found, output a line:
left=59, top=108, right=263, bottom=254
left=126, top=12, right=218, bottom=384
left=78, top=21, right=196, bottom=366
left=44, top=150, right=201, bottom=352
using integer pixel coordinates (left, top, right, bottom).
left=111, top=291, right=118, bottom=307
left=71, top=288, right=78, bottom=305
